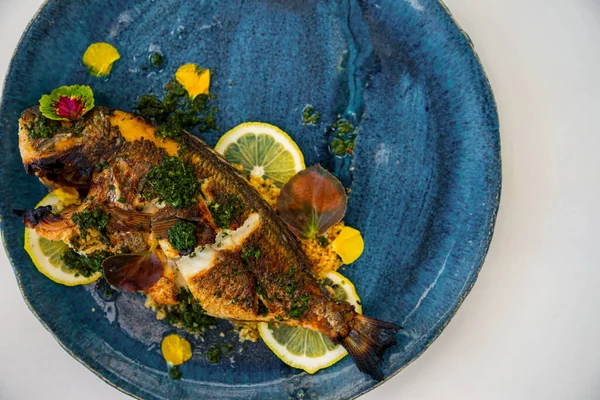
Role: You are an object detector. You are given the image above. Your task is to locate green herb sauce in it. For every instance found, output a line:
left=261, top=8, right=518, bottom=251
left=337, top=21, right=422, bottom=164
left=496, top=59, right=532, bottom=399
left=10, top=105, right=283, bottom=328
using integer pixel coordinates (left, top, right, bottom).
left=168, top=365, right=182, bottom=380
left=26, top=117, right=60, bottom=139
left=26, top=115, right=86, bottom=140
left=149, top=52, right=164, bottom=67
left=301, top=105, right=320, bottom=125
left=72, top=207, right=111, bottom=240
left=163, top=290, right=216, bottom=334
left=316, top=235, right=329, bottom=247
left=60, top=249, right=108, bottom=278
left=135, top=80, right=218, bottom=142
left=288, top=296, right=311, bottom=319
left=329, top=118, right=357, bottom=156
left=142, top=157, right=201, bottom=209
left=168, top=220, right=197, bottom=252
left=240, top=246, right=261, bottom=265
left=205, top=344, right=233, bottom=364
left=208, top=194, right=244, bottom=229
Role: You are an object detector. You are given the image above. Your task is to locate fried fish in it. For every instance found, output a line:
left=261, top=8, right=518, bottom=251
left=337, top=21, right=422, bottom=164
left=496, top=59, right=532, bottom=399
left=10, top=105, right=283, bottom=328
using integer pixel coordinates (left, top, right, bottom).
left=16, top=106, right=400, bottom=380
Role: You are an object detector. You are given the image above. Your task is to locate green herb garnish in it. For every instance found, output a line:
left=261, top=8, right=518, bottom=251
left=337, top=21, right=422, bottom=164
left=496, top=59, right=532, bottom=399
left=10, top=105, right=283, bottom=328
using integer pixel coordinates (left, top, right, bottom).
left=149, top=52, right=164, bottom=67
left=135, top=79, right=217, bottom=142
left=164, top=290, right=215, bottom=333
left=288, top=296, right=311, bottom=319
left=60, top=250, right=108, bottom=278
left=240, top=246, right=261, bottom=265
left=302, top=105, right=320, bottom=125
left=208, top=194, right=244, bottom=229
left=168, top=220, right=197, bottom=252
left=39, top=85, right=95, bottom=121
left=142, top=156, right=201, bottom=208
left=316, top=236, right=329, bottom=247
left=95, top=159, right=110, bottom=172
left=329, top=118, right=356, bottom=156
left=205, top=344, right=233, bottom=364
left=168, top=365, right=182, bottom=380
left=72, top=207, right=110, bottom=240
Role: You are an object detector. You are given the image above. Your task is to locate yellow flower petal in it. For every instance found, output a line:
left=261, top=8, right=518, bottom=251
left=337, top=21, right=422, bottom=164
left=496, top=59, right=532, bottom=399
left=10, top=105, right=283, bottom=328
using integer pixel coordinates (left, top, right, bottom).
left=82, top=42, right=120, bottom=77
left=175, top=63, right=211, bottom=99
left=161, top=334, right=192, bottom=366
left=331, top=226, right=364, bottom=264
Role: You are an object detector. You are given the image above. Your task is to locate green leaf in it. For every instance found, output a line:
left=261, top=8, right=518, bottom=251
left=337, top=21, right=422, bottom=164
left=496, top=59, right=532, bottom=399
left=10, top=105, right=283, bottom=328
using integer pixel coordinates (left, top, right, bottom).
left=276, top=164, right=347, bottom=239
left=39, top=85, right=95, bottom=121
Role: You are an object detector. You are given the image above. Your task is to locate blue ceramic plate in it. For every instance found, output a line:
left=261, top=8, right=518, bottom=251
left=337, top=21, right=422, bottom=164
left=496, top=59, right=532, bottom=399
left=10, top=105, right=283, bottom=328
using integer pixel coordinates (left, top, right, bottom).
left=0, top=0, right=500, bottom=398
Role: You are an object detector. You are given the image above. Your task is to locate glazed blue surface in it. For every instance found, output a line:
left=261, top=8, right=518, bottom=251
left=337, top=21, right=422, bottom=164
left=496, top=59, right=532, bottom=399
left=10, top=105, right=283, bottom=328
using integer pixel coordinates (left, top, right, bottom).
left=0, top=0, right=500, bottom=399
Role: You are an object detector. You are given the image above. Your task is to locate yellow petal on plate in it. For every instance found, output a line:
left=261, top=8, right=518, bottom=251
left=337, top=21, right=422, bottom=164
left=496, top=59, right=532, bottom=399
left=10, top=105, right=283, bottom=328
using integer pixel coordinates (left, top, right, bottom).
left=161, top=334, right=192, bottom=366
left=331, top=226, right=364, bottom=264
left=82, top=42, right=120, bottom=77
left=175, top=63, right=211, bottom=99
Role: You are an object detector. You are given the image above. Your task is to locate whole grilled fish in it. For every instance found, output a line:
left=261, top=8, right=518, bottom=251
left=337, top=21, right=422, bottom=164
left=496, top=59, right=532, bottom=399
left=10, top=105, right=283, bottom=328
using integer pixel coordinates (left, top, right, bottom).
left=17, top=106, right=400, bottom=380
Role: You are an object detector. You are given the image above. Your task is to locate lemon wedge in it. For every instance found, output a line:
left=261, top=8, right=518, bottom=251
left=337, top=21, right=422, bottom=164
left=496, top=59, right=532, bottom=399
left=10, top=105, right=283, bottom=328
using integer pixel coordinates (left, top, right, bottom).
left=331, top=226, right=364, bottom=264
left=258, top=271, right=361, bottom=374
left=215, top=122, right=305, bottom=187
left=24, top=192, right=101, bottom=286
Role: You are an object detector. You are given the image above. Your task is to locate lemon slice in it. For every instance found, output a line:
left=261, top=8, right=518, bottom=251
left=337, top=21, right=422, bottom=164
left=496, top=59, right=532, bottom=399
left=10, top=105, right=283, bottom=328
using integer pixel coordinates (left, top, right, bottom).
left=258, top=271, right=362, bottom=374
left=24, top=192, right=102, bottom=286
left=215, top=122, right=305, bottom=187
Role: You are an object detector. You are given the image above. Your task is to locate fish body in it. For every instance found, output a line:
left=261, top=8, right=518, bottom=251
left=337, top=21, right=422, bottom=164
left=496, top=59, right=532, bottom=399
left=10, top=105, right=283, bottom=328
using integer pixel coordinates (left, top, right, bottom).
left=17, top=106, right=400, bottom=380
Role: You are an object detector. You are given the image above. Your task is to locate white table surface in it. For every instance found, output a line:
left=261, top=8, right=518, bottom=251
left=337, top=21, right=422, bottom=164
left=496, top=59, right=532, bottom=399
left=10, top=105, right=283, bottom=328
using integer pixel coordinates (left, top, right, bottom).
left=1, top=0, right=600, bottom=399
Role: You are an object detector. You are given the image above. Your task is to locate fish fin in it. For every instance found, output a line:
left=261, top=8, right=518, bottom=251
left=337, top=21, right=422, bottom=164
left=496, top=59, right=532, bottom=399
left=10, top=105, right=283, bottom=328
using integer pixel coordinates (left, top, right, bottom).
left=108, top=208, right=152, bottom=232
left=13, top=205, right=62, bottom=228
left=150, top=215, right=179, bottom=238
left=341, top=315, right=402, bottom=381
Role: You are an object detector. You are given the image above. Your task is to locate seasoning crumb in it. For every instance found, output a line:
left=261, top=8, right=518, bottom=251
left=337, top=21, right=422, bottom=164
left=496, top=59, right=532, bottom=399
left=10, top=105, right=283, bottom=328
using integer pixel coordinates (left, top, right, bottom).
left=231, top=321, right=260, bottom=343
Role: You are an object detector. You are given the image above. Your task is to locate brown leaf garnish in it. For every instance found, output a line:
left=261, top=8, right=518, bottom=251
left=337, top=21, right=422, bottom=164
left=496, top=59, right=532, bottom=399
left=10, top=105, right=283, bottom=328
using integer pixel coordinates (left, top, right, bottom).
left=102, top=252, right=164, bottom=292
left=276, top=164, right=347, bottom=239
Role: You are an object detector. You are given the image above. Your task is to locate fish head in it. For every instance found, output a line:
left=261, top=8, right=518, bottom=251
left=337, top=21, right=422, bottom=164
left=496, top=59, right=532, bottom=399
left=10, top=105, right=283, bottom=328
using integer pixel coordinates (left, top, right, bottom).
left=18, top=106, right=114, bottom=190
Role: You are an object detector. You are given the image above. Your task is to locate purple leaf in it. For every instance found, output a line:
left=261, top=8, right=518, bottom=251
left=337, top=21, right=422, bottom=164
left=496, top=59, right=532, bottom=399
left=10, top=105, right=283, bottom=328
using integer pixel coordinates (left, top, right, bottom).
left=277, top=164, right=347, bottom=239
left=39, top=85, right=95, bottom=121
left=102, top=252, right=164, bottom=292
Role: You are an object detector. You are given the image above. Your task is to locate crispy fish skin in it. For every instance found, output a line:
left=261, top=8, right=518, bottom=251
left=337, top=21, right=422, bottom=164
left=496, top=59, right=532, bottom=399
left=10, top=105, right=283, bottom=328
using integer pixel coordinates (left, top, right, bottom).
left=17, top=106, right=400, bottom=380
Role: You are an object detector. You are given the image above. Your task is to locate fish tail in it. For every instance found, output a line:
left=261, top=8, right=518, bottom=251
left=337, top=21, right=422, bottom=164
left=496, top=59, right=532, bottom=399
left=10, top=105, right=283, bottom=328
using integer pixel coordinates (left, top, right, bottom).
left=341, top=315, right=402, bottom=381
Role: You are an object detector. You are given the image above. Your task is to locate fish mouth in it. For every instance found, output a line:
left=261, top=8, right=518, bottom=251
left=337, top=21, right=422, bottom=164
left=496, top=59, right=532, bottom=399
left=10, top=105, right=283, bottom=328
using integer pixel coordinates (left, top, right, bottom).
left=25, top=151, right=95, bottom=190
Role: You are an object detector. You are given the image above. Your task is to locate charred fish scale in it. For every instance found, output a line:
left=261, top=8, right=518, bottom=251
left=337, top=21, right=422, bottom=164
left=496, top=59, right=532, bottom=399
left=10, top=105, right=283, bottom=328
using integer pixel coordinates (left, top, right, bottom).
left=188, top=251, right=258, bottom=320
left=17, top=107, right=401, bottom=380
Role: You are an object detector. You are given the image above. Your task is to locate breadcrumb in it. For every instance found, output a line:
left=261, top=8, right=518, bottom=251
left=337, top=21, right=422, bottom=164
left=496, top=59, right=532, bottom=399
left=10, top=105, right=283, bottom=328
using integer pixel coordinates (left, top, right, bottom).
left=231, top=321, right=260, bottom=342
left=145, top=295, right=167, bottom=320
left=299, top=223, right=344, bottom=279
left=247, top=175, right=281, bottom=208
